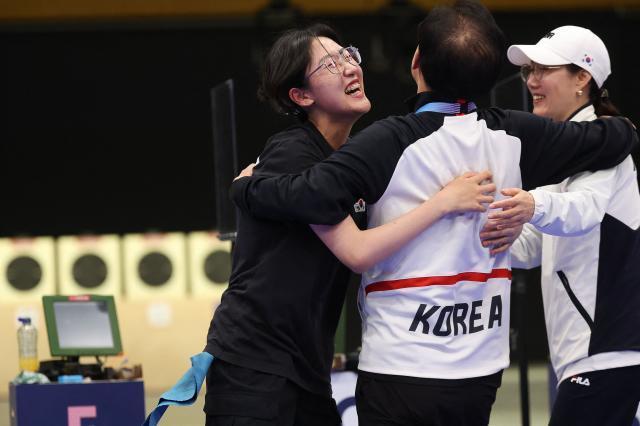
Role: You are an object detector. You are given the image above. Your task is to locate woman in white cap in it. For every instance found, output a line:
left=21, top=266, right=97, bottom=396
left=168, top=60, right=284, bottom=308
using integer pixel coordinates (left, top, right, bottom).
left=481, top=25, right=640, bottom=425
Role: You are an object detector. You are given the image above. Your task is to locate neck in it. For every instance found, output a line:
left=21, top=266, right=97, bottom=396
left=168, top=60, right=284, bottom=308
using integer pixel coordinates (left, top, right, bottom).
left=560, top=101, right=592, bottom=122
left=308, top=114, right=353, bottom=150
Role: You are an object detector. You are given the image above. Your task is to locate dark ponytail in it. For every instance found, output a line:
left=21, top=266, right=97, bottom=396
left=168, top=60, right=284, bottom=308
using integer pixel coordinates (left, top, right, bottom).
left=590, top=83, right=620, bottom=117
left=567, top=64, right=620, bottom=117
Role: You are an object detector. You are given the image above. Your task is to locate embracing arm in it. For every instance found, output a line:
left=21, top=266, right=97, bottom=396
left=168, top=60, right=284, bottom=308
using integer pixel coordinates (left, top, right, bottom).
left=231, top=118, right=412, bottom=225
left=312, top=172, right=495, bottom=272
left=486, top=165, right=617, bottom=237
left=498, top=110, right=638, bottom=189
left=509, top=224, right=543, bottom=269
left=527, top=168, right=616, bottom=236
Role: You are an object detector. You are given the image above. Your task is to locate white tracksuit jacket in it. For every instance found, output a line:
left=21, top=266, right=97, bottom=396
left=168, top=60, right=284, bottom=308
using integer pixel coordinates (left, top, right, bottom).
left=511, top=105, right=640, bottom=385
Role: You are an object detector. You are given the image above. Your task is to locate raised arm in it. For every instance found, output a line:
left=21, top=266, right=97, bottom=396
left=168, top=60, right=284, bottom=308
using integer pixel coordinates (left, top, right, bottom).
left=484, top=158, right=624, bottom=237
left=494, top=110, right=638, bottom=189
left=231, top=117, right=414, bottom=225
left=312, top=172, right=495, bottom=272
left=528, top=168, right=616, bottom=236
left=509, top=224, right=543, bottom=270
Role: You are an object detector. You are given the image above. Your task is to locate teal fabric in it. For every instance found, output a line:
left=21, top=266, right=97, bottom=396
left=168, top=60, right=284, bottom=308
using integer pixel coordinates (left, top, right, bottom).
left=143, top=352, right=214, bottom=426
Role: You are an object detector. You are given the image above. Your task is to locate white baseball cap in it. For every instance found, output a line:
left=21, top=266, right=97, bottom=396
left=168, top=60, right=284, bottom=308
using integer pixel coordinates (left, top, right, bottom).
left=507, top=25, right=611, bottom=88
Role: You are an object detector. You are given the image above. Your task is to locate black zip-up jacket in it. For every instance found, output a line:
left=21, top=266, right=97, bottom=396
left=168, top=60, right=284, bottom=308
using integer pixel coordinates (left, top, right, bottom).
left=205, top=120, right=366, bottom=397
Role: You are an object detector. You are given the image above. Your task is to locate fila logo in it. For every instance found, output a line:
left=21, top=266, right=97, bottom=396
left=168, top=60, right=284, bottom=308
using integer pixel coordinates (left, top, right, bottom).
left=354, top=198, right=366, bottom=213
left=543, top=31, right=555, bottom=39
left=570, top=376, right=590, bottom=386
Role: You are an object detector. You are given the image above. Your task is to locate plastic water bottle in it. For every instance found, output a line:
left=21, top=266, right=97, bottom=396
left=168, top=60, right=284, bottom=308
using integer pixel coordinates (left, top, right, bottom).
left=17, top=317, right=38, bottom=372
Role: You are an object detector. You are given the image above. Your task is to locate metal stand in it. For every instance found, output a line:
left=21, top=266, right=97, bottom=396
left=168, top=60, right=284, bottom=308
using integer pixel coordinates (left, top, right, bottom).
left=514, top=274, right=530, bottom=426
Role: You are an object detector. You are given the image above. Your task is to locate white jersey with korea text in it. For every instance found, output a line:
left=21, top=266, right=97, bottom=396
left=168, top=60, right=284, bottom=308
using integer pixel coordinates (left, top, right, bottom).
left=358, top=113, right=519, bottom=379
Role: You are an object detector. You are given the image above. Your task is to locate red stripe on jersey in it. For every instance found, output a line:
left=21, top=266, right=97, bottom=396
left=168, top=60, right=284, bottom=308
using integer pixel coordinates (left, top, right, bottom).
left=365, top=268, right=512, bottom=295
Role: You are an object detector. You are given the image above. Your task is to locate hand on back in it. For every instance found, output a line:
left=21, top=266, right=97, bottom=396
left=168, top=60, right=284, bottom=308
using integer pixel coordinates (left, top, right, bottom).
left=234, top=163, right=256, bottom=181
left=478, top=188, right=534, bottom=255
left=436, top=170, right=495, bottom=214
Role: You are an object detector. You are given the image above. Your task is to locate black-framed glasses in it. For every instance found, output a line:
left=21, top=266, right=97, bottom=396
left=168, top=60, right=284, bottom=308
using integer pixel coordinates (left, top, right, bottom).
left=520, top=64, right=564, bottom=82
left=306, top=46, right=362, bottom=80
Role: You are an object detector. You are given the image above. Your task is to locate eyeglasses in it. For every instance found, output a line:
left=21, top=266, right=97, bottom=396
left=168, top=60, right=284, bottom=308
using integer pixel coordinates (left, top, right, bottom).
left=520, top=64, right=564, bottom=82
left=306, top=46, right=362, bottom=80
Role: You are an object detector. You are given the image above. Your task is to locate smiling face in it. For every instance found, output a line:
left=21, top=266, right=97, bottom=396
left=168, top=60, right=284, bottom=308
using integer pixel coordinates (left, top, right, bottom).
left=296, top=37, right=371, bottom=125
left=526, top=62, right=592, bottom=121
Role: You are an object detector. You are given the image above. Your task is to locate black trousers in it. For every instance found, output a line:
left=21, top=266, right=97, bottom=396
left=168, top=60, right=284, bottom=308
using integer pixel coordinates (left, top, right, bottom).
left=355, top=371, right=502, bottom=426
left=549, top=364, right=640, bottom=426
left=204, top=358, right=341, bottom=426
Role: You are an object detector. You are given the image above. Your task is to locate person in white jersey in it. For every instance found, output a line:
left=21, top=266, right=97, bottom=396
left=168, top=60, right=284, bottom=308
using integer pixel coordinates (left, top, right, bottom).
left=483, top=25, right=640, bottom=425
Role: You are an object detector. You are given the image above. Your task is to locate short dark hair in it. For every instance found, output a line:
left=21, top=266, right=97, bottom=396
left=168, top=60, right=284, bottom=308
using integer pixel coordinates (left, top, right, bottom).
left=258, top=23, right=341, bottom=121
left=417, top=0, right=505, bottom=100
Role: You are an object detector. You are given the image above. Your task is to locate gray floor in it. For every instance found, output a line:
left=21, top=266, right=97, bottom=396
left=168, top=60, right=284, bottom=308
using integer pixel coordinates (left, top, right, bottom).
left=490, top=365, right=550, bottom=426
left=2, top=364, right=550, bottom=426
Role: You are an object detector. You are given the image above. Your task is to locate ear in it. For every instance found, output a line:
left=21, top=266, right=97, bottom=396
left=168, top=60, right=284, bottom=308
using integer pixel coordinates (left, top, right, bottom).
left=289, top=87, right=314, bottom=109
left=411, top=46, right=429, bottom=92
left=411, top=46, right=420, bottom=71
left=576, top=69, right=593, bottom=92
